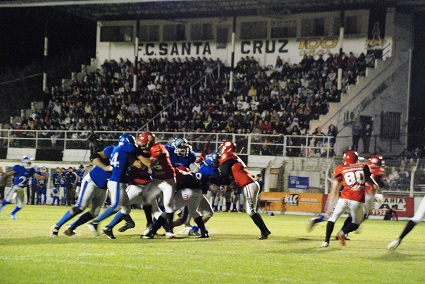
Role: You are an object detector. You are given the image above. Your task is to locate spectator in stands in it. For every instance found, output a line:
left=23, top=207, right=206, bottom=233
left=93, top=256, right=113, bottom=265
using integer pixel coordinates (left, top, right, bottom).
left=351, top=118, right=363, bottom=151
left=248, top=85, right=257, bottom=102
left=362, top=123, right=372, bottom=154
left=398, top=167, right=409, bottom=190
left=387, top=166, right=399, bottom=191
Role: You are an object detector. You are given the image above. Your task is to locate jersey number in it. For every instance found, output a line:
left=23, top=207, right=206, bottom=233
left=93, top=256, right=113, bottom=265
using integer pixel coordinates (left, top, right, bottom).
left=110, top=152, right=120, bottom=168
left=344, top=171, right=365, bottom=187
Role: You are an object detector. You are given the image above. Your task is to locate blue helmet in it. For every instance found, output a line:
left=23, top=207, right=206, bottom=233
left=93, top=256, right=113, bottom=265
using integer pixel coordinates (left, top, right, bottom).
left=118, top=134, right=135, bottom=145
left=205, top=152, right=219, bottom=167
left=21, top=156, right=33, bottom=168
left=172, top=137, right=191, bottom=157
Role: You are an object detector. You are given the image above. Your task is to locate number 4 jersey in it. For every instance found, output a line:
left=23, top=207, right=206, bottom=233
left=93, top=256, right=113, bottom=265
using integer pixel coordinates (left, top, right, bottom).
left=334, top=163, right=371, bottom=203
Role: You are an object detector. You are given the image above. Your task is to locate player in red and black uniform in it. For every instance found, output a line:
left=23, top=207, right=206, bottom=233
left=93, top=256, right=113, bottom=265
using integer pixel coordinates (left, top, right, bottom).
left=210, top=141, right=271, bottom=240
left=322, top=151, right=379, bottom=247
left=146, top=166, right=209, bottom=238
left=137, top=131, right=177, bottom=239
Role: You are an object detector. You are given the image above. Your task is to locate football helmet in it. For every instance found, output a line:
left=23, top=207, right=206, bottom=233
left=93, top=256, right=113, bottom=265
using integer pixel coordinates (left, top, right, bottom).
left=343, top=151, right=358, bottom=165
left=172, top=137, right=191, bottom=157
left=21, top=156, right=32, bottom=168
left=138, top=132, right=156, bottom=150
left=368, top=155, right=383, bottom=166
left=219, top=141, right=236, bottom=155
left=40, top=166, right=47, bottom=173
left=205, top=152, right=219, bottom=167
left=118, top=134, right=135, bottom=145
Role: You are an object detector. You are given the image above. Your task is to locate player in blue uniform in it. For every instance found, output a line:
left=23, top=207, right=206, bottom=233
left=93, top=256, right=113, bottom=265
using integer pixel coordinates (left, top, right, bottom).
left=51, top=167, right=62, bottom=205
left=86, top=134, right=143, bottom=237
left=75, top=165, right=86, bottom=198
left=36, top=166, right=49, bottom=205
left=166, top=137, right=197, bottom=168
left=50, top=147, right=113, bottom=237
left=0, top=156, right=45, bottom=219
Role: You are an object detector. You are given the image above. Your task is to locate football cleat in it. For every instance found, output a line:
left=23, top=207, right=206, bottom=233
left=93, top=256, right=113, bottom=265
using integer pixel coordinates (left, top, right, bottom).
left=9, top=214, right=16, bottom=220
left=118, top=222, right=135, bottom=232
left=64, top=227, right=76, bottom=237
left=200, top=230, right=209, bottom=238
left=388, top=238, right=401, bottom=250
left=259, top=229, right=271, bottom=240
left=189, top=229, right=201, bottom=236
left=102, top=227, right=116, bottom=239
left=165, top=231, right=175, bottom=239
left=50, top=225, right=59, bottom=237
left=142, top=224, right=153, bottom=236
left=321, top=242, right=329, bottom=247
left=86, top=222, right=99, bottom=236
left=337, top=231, right=346, bottom=246
left=335, top=234, right=350, bottom=241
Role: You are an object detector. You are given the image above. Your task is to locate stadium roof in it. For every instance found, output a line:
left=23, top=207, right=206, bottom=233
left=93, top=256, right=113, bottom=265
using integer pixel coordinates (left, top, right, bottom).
left=0, top=0, right=425, bottom=21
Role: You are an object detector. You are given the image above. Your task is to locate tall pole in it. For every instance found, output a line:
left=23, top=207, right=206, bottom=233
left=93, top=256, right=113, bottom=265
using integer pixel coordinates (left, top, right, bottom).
left=229, top=16, right=236, bottom=92
left=133, top=19, right=140, bottom=92
left=43, top=21, right=48, bottom=91
left=337, top=9, right=344, bottom=92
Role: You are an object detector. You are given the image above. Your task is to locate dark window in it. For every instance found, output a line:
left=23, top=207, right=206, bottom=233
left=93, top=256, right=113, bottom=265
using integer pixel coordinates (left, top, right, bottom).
left=100, top=26, right=133, bottom=42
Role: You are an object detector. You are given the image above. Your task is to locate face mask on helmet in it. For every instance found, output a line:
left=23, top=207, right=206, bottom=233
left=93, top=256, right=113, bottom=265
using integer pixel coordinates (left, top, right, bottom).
left=138, top=132, right=156, bottom=151
left=21, top=156, right=33, bottom=168
left=172, top=137, right=191, bottom=157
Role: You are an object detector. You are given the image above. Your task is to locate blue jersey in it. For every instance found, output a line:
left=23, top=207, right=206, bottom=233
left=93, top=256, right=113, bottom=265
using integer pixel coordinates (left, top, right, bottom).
left=197, top=162, right=219, bottom=193
left=37, top=172, right=48, bottom=189
left=107, top=143, right=139, bottom=183
left=11, top=165, right=37, bottom=188
left=165, top=144, right=197, bottom=168
left=89, top=166, right=111, bottom=190
left=52, top=172, right=62, bottom=186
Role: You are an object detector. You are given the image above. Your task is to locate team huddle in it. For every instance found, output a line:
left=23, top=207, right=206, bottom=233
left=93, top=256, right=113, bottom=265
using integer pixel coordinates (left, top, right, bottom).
left=46, top=132, right=270, bottom=240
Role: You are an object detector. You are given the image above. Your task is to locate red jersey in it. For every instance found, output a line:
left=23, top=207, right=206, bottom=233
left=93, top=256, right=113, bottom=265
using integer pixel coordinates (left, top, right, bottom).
left=334, top=162, right=371, bottom=203
left=365, top=165, right=385, bottom=194
left=149, top=143, right=175, bottom=180
left=127, top=166, right=151, bottom=186
left=219, top=152, right=254, bottom=188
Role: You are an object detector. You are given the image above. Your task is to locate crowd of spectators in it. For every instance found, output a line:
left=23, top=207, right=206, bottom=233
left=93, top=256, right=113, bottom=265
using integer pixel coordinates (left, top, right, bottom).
left=10, top=51, right=372, bottom=154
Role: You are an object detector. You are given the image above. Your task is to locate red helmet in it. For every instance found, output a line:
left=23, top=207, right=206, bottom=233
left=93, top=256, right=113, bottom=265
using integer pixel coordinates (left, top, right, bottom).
left=343, top=151, right=358, bottom=165
left=219, top=141, right=236, bottom=155
left=137, top=132, right=156, bottom=151
left=368, top=155, right=383, bottom=166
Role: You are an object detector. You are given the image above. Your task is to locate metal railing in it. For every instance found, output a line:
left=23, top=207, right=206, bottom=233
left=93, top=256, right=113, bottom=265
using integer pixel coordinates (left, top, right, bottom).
left=0, top=129, right=335, bottom=158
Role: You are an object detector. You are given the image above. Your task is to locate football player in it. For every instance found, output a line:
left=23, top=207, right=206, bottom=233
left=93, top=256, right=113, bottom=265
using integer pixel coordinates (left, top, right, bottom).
left=210, top=141, right=271, bottom=240
left=86, top=134, right=143, bottom=236
left=321, top=151, right=378, bottom=247
left=50, top=148, right=113, bottom=237
left=137, top=131, right=177, bottom=239
left=388, top=166, right=425, bottom=250
left=0, top=156, right=45, bottom=220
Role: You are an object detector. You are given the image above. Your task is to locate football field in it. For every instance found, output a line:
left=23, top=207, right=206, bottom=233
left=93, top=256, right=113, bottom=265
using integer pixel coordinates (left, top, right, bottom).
left=0, top=206, right=424, bottom=284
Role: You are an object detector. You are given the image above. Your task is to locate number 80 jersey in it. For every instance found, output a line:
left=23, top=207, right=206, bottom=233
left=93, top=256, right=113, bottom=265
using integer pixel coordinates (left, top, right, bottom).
left=334, top=163, right=371, bottom=203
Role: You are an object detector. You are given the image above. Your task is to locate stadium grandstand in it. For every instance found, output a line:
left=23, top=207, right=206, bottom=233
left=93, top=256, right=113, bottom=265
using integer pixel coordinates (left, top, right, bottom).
left=1, top=0, right=425, bottom=216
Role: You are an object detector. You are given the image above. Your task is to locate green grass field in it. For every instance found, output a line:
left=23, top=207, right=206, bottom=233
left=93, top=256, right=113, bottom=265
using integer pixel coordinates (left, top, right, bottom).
left=1, top=206, right=424, bottom=284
